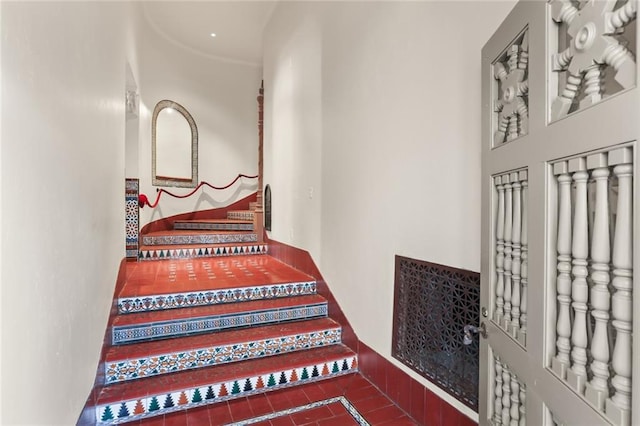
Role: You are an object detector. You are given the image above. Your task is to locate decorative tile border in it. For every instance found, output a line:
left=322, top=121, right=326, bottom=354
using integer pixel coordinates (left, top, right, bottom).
left=138, top=244, right=268, bottom=261
left=125, top=179, right=139, bottom=259
left=225, top=396, right=370, bottom=426
left=97, top=355, right=358, bottom=424
left=106, top=327, right=342, bottom=383
left=118, top=281, right=316, bottom=313
left=174, top=222, right=254, bottom=231
left=142, top=233, right=258, bottom=246
left=227, top=210, right=254, bottom=221
left=112, top=303, right=328, bottom=344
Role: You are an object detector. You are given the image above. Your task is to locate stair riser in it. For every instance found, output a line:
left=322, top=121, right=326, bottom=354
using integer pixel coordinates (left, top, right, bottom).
left=142, top=234, right=258, bottom=246
left=97, top=356, right=358, bottom=424
left=138, top=244, right=268, bottom=261
left=112, top=303, right=328, bottom=345
left=227, top=211, right=254, bottom=221
left=106, top=327, right=342, bottom=384
left=174, top=222, right=254, bottom=231
left=118, top=281, right=316, bottom=314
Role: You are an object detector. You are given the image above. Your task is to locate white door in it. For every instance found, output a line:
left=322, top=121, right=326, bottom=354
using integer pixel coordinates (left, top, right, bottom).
left=480, top=1, right=638, bottom=425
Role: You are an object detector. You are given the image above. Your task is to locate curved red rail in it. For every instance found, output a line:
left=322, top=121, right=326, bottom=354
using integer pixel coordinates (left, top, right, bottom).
left=139, top=174, right=258, bottom=208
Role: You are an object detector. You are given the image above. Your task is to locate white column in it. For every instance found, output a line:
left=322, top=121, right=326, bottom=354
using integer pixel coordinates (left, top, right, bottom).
left=502, top=366, right=512, bottom=426
left=503, top=176, right=514, bottom=329
left=568, top=159, right=589, bottom=394
left=519, top=173, right=528, bottom=345
left=552, top=162, right=572, bottom=378
left=510, top=172, right=522, bottom=338
left=606, top=147, right=633, bottom=426
left=519, top=383, right=526, bottom=426
left=494, top=357, right=504, bottom=425
left=495, top=176, right=506, bottom=323
left=585, top=154, right=611, bottom=409
left=510, top=374, right=520, bottom=426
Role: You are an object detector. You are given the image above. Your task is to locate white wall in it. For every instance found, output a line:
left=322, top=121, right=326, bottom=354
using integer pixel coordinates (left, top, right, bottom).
left=263, top=1, right=516, bottom=419
left=135, top=10, right=262, bottom=227
left=263, top=2, right=324, bottom=261
left=1, top=2, right=136, bottom=423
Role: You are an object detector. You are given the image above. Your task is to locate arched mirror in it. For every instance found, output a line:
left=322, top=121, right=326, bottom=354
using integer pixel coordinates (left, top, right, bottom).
left=152, top=100, right=198, bottom=188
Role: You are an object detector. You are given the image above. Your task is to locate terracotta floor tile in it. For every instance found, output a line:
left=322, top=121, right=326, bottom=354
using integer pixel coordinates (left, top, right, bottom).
left=208, top=402, right=232, bottom=425
left=378, top=414, right=419, bottom=425
left=269, top=416, right=295, bottom=426
left=316, top=414, right=360, bottom=426
left=227, top=396, right=254, bottom=421
left=352, top=394, right=394, bottom=413
left=343, top=383, right=376, bottom=402
left=364, top=404, right=406, bottom=424
left=186, top=406, right=211, bottom=425
left=289, top=405, right=334, bottom=424
left=163, top=409, right=188, bottom=426
left=247, top=393, right=274, bottom=417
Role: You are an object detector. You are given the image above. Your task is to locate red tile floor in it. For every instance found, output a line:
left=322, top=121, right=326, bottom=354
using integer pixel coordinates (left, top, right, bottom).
left=119, top=256, right=315, bottom=297
left=133, top=374, right=418, bottom=425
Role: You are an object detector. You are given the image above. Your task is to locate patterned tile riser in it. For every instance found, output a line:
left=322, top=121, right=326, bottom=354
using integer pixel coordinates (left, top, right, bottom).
left=118, top=281, right=316, bottom=314
left=112, top=304, right=328, bottom=344
left=138, top=244, right=268, bottom=261
left=174, top=222, right=254, bottom=231
left=125, top=179, right=139, bottom=259
left=142, top=233, right=258, bottom=246
left=106, top=328, right=342, bottom=383
left=227, top=211, right=254, bottom=221
left=97, top=356, right=358, bottom=424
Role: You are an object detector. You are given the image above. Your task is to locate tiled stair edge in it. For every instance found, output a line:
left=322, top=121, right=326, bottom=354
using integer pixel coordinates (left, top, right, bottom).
left=97, top=355, right=359, bottom=424
left=265, top=238, right=359, bottom=352
left=174, top=221, right=254, bottom=231
left=138, top=244, right=268, bottom=260
left=118, top=280, right=316, bottom=313
left=112, top=302, right=329, bottom=344
left=106, top=326, right=342, bottom=383
left=142, top=233, right=258, bottom=246
left=140, top=192, right=257, bottom=234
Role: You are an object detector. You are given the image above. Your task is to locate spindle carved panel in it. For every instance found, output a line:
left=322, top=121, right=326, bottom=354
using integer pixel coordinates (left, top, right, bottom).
left=548, top=0, right=637, bottom=121
left=549, top=144, right=634, bottom=425
left=492, top=169, right=528, bottom=346
left=392, top=256, right=480, bottom=410
left=493, top=28, right=529, bottom=147
left=490, top=351, right=526, bottom=425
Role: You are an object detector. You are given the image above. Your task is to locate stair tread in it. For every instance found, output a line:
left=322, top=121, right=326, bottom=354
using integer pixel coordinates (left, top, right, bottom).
left=106, top=317, right=341, bottom=362
left=113, top=294, right=327, bottom=327
left=97, top=344, right=357, bottom=405
left=143, top=230, right=255, bottom=237
left=174, top=219, right=252, bottom=224
left=118, top=255, right=314, bottom=299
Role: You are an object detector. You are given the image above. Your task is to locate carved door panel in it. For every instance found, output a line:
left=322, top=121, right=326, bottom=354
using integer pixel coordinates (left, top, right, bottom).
left=480, top=1, right=638, bottom=425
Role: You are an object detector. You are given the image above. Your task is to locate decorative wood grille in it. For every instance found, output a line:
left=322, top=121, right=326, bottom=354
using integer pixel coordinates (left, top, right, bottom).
left=548, top=0, right=637, bottom=121
left=392, top=256, right=480, bottom=410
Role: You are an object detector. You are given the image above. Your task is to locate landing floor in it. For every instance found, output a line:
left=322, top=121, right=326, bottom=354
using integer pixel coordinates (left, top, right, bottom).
left=134, top=373, right=417, bottom=425
left=120, top=256, right=314, bottom=298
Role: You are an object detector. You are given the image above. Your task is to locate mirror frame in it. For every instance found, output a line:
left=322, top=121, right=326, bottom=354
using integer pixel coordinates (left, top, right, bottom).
left=152, top=99, right=198, bottom=188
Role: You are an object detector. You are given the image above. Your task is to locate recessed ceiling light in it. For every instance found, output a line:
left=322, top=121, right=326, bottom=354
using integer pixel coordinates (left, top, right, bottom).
left=210, top=33, right=217, bottom=38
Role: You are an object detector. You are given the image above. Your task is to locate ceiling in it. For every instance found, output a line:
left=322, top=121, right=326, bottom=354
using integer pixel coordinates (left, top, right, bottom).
left=142, top=1, right=278, bottom=67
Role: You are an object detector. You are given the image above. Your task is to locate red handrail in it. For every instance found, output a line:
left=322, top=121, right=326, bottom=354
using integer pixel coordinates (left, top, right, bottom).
left=138, top=174, right=258, bottom=208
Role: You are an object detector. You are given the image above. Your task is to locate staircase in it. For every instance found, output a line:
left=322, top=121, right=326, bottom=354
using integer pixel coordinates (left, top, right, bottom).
left=137, top=204, right=267, bottom=261
left=93, top=209, right=361, bottom=424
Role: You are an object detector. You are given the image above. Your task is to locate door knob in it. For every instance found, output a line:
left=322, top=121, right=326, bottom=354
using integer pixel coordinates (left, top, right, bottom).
left=463, top=322, right=487, bottom=345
